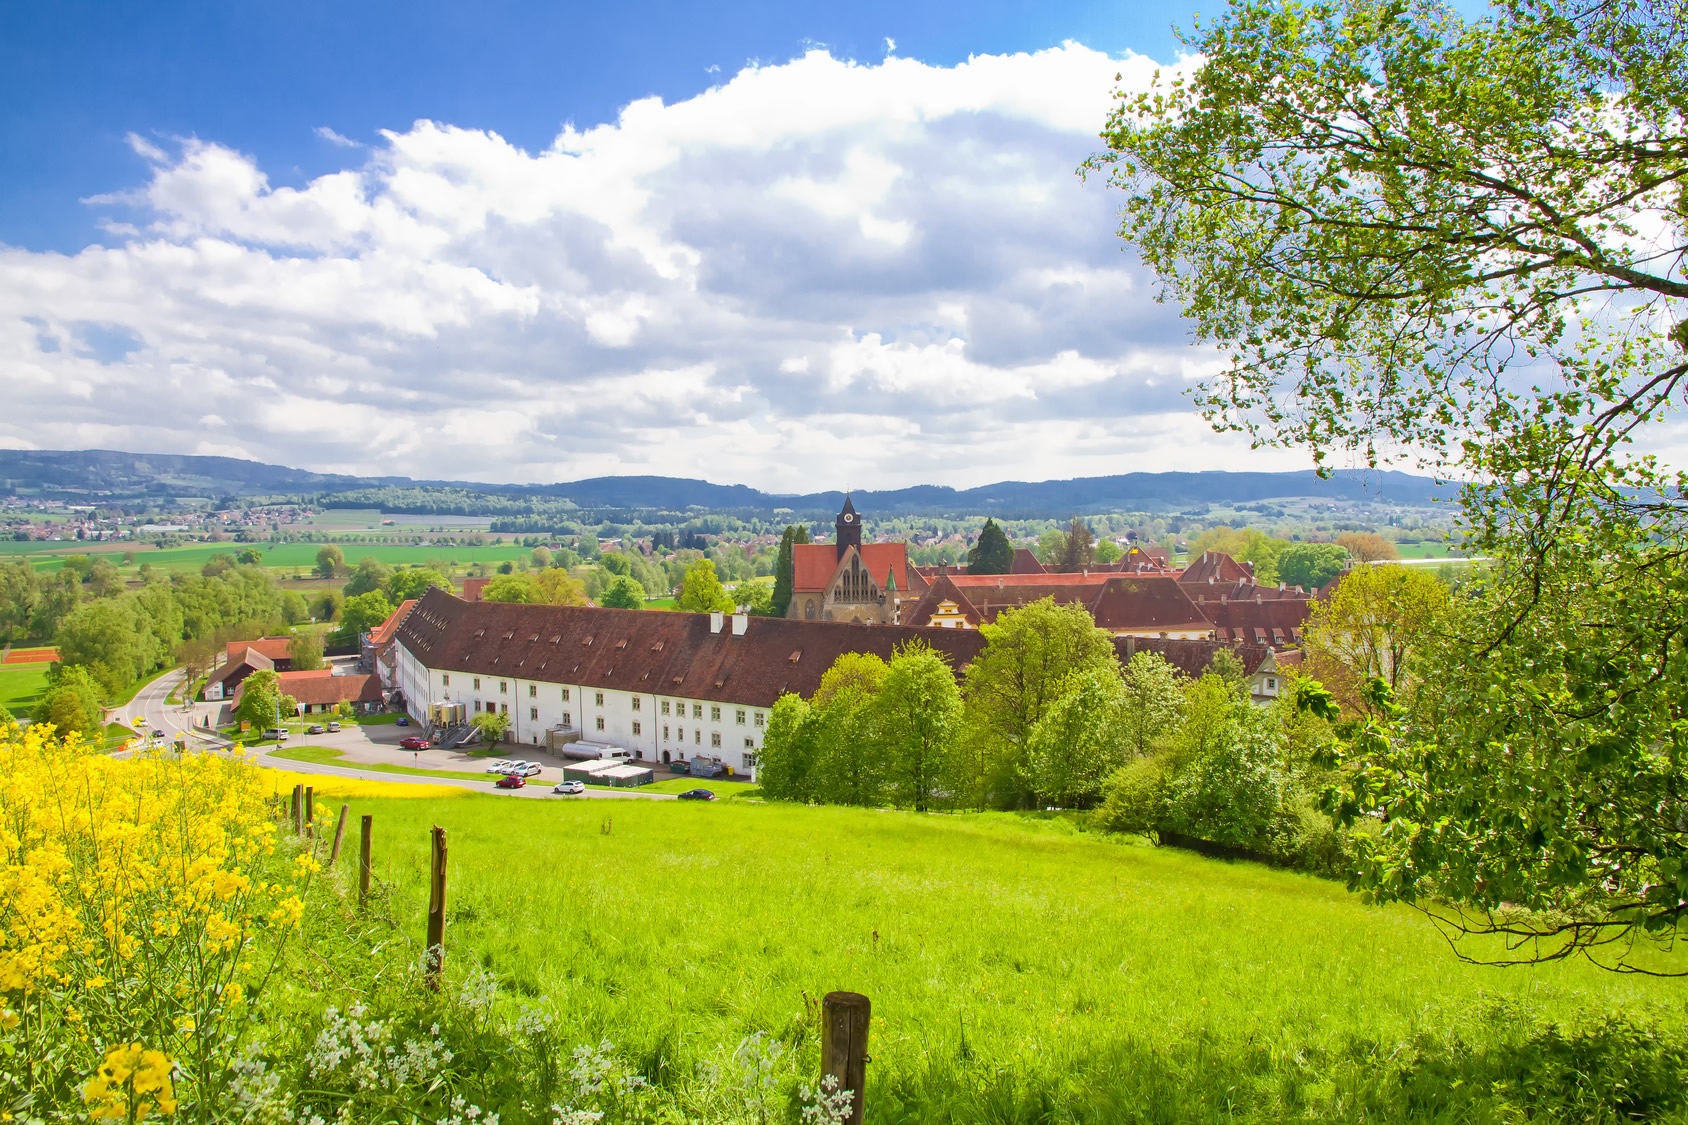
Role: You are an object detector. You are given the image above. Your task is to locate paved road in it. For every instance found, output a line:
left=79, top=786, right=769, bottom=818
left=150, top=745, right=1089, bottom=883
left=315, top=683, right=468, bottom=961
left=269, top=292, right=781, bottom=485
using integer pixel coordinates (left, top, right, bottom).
left=120, top=667, right=675, bottom=801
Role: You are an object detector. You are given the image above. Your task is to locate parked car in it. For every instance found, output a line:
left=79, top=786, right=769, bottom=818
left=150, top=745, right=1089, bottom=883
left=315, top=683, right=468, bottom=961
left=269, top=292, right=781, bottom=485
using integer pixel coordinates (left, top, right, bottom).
left=262, top=728, right=288, bottom=741
left=306, top=724, right=326, bottom=735
left=495, top=774, right=525, bottom=789
left=396, top=716, right=410, bottom=726
left=483, top=759, right=514, bottom=773
left=513, top=763, right=543, bottom=777
left=552, top=780, right=585, bottom=795
left=399, top=736, right=429, bottom=751
left=326, top=721, right=341, bottom=732
left=677, top=788, right=718, bottom=801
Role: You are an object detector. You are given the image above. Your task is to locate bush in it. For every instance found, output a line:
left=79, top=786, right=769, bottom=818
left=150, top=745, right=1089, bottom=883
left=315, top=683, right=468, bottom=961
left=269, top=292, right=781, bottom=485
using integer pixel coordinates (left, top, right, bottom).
left=1093, top=756, right=1168, bottom=840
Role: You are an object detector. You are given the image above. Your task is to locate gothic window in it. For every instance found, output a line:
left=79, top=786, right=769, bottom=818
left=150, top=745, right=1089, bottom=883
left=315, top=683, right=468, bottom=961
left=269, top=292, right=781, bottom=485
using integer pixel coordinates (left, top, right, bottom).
left=805, top=599, right=816, bottom=620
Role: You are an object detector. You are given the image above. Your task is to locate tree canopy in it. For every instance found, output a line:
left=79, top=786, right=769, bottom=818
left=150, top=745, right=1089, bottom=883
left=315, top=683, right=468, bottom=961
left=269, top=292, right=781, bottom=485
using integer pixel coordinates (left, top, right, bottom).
left=966, top=519, right=1014, bottom=574
left=769, top=525, right=810, bottom=618
left=1094, top=0, right=1688, bottom=967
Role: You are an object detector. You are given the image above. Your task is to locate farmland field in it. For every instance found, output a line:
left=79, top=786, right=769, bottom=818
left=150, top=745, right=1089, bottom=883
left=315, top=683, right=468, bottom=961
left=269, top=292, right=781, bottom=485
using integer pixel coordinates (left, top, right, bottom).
left=327, top=790, right=1686, bottom=1123
left=0, top=663, right=49, bottom=713
left=2, top=539, right=531, bottom=573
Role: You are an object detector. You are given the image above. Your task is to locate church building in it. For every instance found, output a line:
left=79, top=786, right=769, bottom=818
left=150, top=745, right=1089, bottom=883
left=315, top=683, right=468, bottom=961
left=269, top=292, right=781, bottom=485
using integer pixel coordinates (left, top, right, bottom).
left=786, top=496, right=927, bottom=625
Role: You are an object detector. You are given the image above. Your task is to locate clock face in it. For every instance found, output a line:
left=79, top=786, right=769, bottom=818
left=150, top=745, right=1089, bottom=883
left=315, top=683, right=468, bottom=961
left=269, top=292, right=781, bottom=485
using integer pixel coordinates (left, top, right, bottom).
left=843, top=514, right=853, bottom=523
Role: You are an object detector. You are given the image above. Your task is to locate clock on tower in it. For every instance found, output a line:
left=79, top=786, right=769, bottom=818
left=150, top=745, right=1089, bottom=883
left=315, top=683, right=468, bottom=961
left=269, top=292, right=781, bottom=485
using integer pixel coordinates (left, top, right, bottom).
left=834, top=494, right=862, bottom=560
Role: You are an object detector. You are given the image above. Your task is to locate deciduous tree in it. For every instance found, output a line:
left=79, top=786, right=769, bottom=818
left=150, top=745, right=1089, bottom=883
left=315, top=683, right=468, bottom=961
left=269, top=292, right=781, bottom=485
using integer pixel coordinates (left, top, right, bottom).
left=1276, top=543, right=1348, bottom=591
left=1118, top=650, right=1185, bottom=759
left=874, top=642, right=962, bottom=812
left=960, top=598, right=1117, bottom=809
left=1023, top=665, right=1130, bottom=808
left=1093, top=0, right=1688, bottom=963
left=1302, top=563, right=1448, bottom=718
left=598, top=575, right=646, bottom=610
left=315, top=545, right=344, bottom=580
left=676, top=559, right=735, bottom=614
left=287, top=631, right=324, bottom=672
left=343, top=557, right=392, bottom=598
left=33, top=664, right=104, bottom=737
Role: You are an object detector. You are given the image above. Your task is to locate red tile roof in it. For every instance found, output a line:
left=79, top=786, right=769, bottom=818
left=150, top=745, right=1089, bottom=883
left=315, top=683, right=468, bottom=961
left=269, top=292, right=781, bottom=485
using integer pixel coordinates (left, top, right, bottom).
left=206, top=647, right=273, bottom=690
left=224, top=637, right=292, bottom=662
left=1010, top=548, right=1047, bottom=575
left=254, top=669, right=384, bottom=707
left=461, top=577, right=491, bottom=602
left=792, top=542, right=913, bottom=593
left=366, top=600, right=418, bottom=646
left=398, top=588, right=987, bottom=708
left=898, top=573, right=1211, bottom=634
left=1202, top=598, right=1312, bottom=647
left=1180, top=551, right=1253, bottom=585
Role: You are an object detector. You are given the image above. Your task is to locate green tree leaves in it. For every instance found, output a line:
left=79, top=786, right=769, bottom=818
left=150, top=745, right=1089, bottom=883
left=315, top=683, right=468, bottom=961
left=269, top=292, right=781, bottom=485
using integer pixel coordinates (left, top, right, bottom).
left=966, top=519, right=1014, bottom=575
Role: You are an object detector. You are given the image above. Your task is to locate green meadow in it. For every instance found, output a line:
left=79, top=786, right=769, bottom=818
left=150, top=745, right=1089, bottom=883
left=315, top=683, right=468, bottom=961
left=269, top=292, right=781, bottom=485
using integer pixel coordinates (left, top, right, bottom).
left=3, top=539, right=531, bottom=574
left=0, top=663, right=49, bottom=714
left=328, top=791, right=1688, bottom=1123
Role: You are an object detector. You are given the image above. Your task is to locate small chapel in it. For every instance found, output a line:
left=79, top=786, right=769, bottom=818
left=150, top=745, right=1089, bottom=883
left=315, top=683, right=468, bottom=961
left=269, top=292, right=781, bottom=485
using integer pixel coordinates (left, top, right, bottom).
left=785, top=496, right=926, bottom=625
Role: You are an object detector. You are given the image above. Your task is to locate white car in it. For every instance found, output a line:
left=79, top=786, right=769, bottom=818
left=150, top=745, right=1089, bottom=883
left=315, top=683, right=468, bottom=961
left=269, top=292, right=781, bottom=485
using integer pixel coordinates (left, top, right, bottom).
left=512, top=762, right=542, bottom=777
left=483, top=759, right=514, bottom=774
left=552, top=780, right=585, bottom=795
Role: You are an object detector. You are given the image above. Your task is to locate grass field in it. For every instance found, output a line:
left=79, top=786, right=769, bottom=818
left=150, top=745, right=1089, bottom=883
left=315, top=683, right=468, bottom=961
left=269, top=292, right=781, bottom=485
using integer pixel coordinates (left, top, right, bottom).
left=319, top=793, right=1686, bottom=1123
left=4, top=540, right=535, bottom=574
left=0, top=663, right=49, bottom=714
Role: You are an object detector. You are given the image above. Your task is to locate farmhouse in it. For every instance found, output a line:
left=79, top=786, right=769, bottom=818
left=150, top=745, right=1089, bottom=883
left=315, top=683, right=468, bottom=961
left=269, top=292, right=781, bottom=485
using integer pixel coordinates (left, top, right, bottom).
left=202, top=637, right=296, bottom=701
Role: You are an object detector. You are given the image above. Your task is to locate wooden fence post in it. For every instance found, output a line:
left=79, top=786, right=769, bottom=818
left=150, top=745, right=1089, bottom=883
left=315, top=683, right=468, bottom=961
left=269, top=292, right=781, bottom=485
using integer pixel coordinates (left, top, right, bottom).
left=304, top=786, right=315, bottom=837
left=290, top=785, right=301, bottom=835
left=358, top=815, right=373, bottom=906
left=425, top=825, right=448, bottom=991
left=821, top=991, right=871, bottom=1125
left=328, top=804, right=349, bottom=867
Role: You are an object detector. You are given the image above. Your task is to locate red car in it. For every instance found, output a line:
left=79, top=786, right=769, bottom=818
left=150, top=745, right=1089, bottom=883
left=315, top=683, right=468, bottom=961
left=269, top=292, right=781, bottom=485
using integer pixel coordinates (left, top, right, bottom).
left=399, top=736, right=429, bottom=750
left=495, top=774, right=525, bottom=789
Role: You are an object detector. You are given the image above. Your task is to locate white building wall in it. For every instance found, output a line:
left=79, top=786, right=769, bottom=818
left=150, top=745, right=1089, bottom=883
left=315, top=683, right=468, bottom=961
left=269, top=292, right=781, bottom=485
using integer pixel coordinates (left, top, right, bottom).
left=394, top=637, right=765, bottom=777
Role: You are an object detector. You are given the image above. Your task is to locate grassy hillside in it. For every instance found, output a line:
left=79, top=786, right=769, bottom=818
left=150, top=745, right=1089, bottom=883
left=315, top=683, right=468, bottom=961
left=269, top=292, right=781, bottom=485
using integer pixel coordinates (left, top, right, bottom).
left=336, top=791, right=1684, bottom=1123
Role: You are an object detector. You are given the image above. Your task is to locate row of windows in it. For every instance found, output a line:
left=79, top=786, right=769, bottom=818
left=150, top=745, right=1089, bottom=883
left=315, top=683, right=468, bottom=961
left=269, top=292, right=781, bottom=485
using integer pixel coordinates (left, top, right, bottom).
left=441, top=674, right=763, bottom=728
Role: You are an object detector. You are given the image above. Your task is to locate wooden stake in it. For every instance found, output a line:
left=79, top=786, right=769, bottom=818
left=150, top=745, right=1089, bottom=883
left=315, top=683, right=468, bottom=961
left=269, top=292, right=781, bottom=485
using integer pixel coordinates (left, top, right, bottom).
left=290, top=785, right=301, bottom=834
left=821, top=991, right=871, bottom=1125
left=328, top=804, right=349, bottom=867
left=304, top=786, right=315, bottom=837
left=425, top=825, right=448, bottom=991
left=358, top=814, right=373, bottom=906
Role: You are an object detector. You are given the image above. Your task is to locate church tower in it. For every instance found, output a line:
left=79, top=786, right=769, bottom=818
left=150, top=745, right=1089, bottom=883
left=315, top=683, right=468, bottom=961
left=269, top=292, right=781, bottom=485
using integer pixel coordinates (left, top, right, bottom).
left=835, top=494, right=862, bottom=560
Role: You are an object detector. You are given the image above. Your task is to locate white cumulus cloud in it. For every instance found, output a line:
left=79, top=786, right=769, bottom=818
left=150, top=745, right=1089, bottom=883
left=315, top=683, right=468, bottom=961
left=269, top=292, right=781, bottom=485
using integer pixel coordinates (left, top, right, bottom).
left=0, top=42, right=1290, bottom=490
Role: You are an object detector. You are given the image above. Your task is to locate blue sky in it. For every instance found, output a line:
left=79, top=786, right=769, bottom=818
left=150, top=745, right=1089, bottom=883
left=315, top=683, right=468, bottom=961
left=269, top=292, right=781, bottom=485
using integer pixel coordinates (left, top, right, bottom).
left=4, top=1, right=1203, bottom=254
left=2, top=1, right=1377, bottom=491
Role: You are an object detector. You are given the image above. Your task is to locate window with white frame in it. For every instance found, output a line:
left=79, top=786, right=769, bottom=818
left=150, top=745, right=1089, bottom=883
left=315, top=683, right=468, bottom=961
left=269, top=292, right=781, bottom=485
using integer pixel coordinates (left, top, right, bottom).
left=595, top=691, right=605, bottom=706
left=632, top=697, right=641, bottom=712
left=562, top=711, right=571, bottom=726
left=529, top=684, right=537, bottom=698
left=499, top=681, right=507, bottom=693
left=562, top=687, right=571, bottom=702
left=663, top=724, right=670, bottom=740
left=595, top=717, right=605, bottom=731
left=500, top=703, right=508, bottom=714
left=529, top=707, right=538, bottom=721
left=754, top=712, right=765, bottom=728
left=661, top=700, right=671, bottom=715
left=694, top=730, right=701, bottom=744
left=442, top=674, right=450, bottom=686
left=692, top=704, right=702, bottom=719
left=743, top=737, right=754, bottom=750
left=474, top=700, right=482, bottom=712
left=474, top=677, right=481, bottom=690
left=711, top=732, right=721, bottom=748
left=711, top=705, right=721, bottom=722
left=735, top=709, right=746, bottom=725
left=632, top=721, right=641, bottom=735
left=743, top=751, right=758, bottom=768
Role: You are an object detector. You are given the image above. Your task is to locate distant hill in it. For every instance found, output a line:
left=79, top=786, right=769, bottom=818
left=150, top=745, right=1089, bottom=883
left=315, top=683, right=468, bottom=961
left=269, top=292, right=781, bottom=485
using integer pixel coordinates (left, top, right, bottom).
left=0, top=449, right=1454, bottom=516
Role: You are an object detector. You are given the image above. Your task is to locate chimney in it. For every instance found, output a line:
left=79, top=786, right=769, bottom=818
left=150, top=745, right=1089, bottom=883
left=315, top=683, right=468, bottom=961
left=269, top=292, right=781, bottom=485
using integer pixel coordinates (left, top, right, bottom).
left=997, top=577, right=1004, bottom=589
left=731, top=613, right=748, bottom=636
left=1220, top=595, right=1229, bottom=605
left=709, top=611, right=724, bottom=634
